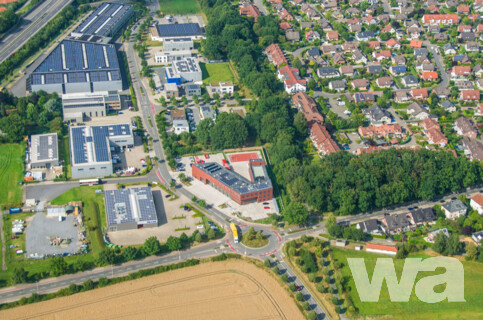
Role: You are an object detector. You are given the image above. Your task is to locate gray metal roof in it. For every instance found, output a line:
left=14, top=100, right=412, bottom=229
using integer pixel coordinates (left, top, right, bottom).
left=194, top=161, right=272, bottom=195
left=174, top=58, right=200, bottom=73
left=30, top=133, right=58, bottom=163
left=31, top=40, right=120, bottom=85
left=105, top=187, right=157, bottom=226
left=442, top=199, right=467, bottom=213
left=73, top=2, right=133, bottom=37
left=156, top=23, right=202, bottom=37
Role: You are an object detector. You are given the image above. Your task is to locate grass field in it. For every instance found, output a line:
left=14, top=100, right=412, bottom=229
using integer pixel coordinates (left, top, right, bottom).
left=0, top=144, right=24, bottom=207
left=200, top=62, right=236, bottom=85
left=51, top=186, right=106, bottom=255
left=159, top=0, right=201, bottom=14
left=0, top=260, right=304, bottom=319
left=332, top=248, right=483, bottom=319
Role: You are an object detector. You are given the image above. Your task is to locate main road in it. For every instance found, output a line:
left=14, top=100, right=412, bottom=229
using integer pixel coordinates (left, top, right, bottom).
left=0, top=0, right=73, bottom=64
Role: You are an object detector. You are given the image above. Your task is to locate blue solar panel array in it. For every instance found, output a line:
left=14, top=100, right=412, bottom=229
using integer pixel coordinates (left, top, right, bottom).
left=105, top=187, right=157, bottom=227
left=70, top=124, right=131, bottom=165
left=31, top=40, right=121, bottom=85
left=156, top=23, right=202, bottom=37
left=73, top=3, right=133, bottom=37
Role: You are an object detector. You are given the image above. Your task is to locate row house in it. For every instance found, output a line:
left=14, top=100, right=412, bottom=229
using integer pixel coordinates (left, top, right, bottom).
left=422, top=14, right=459, bottom=25
left=277, top=66, right=306, bottom=94
left=265, top=43, right=288, bottom=67
left=292, top=92, right=324, bottom=126
left=310, top=123, right=340, bottom=155
left=358, top=124, right=403, bottom=139
left=454, top=117, right=478, bottom=138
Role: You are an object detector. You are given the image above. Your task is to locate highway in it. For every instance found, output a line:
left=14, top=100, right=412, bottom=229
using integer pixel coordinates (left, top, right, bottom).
left=0, top=0, right=73, bottom=64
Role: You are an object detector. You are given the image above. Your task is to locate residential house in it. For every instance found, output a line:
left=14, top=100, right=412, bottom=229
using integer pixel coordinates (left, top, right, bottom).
left=426, top=127, right=448, bottom=146
left=458, top=25, right=473, bottom=33
left=347, top=17, right=362, bottom=26
left=207, top=81, right=234, bottom=95
left=352, top=79, right=369, bottom=91
left=333, top=53, right=346, bottom=65
left=442, top=43, right=457, bottom=55
left=310, top=122, right=340, bottom=155
left=381, top=24, right=395, bottom=33
left=407, top=102, right=429, bottom=120
left=277, top=66, right=306, bottom=93
left=265, top=43, right=288, bottom=67
left=386, top=38, right=401, bottom=49
left=478, top=79, right=483, bottom=90
left=419, top=117, right=440, bottom=131
left=455, top=117, right=478, bottom=138
left=305, top=47, right=320, bottom=60
left=409, top=40, right=423, bottom=48
left=457, top=4, right=470, bottom=14
left=466, top=42, right=480, bottom=52
left=451, top=66, right=472, bottom=78
left=305, top=30, right=320, bottom=42
left=414, top=48, right=429, bottom=58
left=326, top=30, right=339, bottom=41
left=474, top=64, right=483, bottom=78
left=461, top=90, right=481, bottom=102
left=329, top=80, right=346, bottom=91
left=470, top=194, right=483, bottom=215
left=402, top=75, right=419, bottom=87
left=239, top=4, right=261, bottom=22
left=462, top=137, right=483, bottom=161
left=407, top=208, right=436, bottom=226
left=422, top=71, right=439, bottom=81
left=368, top=41, right=381, bottom=50
left=392, top=55, right=406, bottom=65
left=173, top=120, right=190, bottom=134
left=357, top=219, right=382, bottom=235
left=279, top=8, right=294, bottom=21
left=422, top=14, right=459, bottom=25
left=321, top=44, right=337, bottom=55
left=279, top=22, right=292, bottom=31
left=381, top=213, right=412, bottom=234
left=373, top=50, right=392, bottom=61
left=292, top=92, right=324, bottom=125
left=461, top=32, right=477, bottom=42
left=349, top=24, right=362, bottom=32
left=353, top=50, right=368, bottom=64
left=365, top=243, right=398, bottom=256
left=286, top=29, right=300, bottom=41
left=395, top=91, right=410, bottom=103
left=428, top=25, right=441, bottom=34
left=442, top=200, right=467, bottom=220
left=358, top=124, right=403, bottom=139
left=411, top=88, right=429, bottom=100
left=341, top=42, right=359, bottom=52
left=376, top=76, right=393, bottom=88
left=367, top=64, right=383, bottom=74
left=390, top=66, right=407, bottom=76
left=436, top=100, right=456, bottom=113
left=339, top=65, right=355, bottom=77
left=434, top=33, right=449, bottom=41
left=356, top=31, right=376, bottom=41
left=432, top=86, right=450, bottom=98
left=353, top=92, right=376, bottom=103
left=472, top=231, right=483, bottom=246
left=427, top=228, right=450, bottom=242
left=363, top=104, right=392, bottom=124
left=317, top=67, right=339, bottom=78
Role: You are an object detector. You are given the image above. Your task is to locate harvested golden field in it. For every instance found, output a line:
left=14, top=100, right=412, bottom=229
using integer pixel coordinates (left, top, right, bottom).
left=1, top=261, right=303, bottom=320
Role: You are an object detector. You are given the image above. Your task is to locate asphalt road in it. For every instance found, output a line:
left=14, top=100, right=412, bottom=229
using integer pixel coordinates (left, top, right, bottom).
left=0, top=0, right=72, bottom=64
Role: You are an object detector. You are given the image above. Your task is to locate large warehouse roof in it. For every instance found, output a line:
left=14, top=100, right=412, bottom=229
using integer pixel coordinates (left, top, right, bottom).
left=30, top=40, right=120, bottom=85
left=156, top=23, right=202, bottom=37
left=194, top=161, right=272, bottom=195
left=30, top=133, right=58, bottom=164
left=70, top=124, right=131, bottom=165
left=105, top=187, right=158, bottom=226
left=73, top=2, right=133, bottom=37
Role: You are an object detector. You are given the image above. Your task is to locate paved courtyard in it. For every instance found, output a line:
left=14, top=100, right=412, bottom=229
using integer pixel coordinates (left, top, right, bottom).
left=25, top=213, right=79, bottom=258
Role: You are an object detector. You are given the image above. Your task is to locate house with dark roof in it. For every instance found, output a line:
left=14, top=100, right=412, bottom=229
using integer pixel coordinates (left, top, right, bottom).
left=317, top=66, right=339, bottom=78
left=390, top=66, right=407, bottom=76
left=402, top=75, right=419, bottom=87
left=407, top=208, right=436, bottom=226
left=329, top=80, right=346, bottom=91
left=381, top=213, right=412, bottom=234
left=440, top=100, right=456, bottom=112
left=367, top=64, right=383, bottom=74
left=356, top=31, right=376, bottom=41
left=442, top=200, right=467, bottom=220
left=357, top=219, right=382, bottom=235
left=363, top=104, right=392, bottom=124
left=407, top=102, right=429, bottom=120
left=455, top=117, right=478, bottom=138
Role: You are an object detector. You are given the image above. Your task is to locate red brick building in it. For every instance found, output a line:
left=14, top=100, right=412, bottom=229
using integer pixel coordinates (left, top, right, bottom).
left=192, top=159, right=273, bottom=205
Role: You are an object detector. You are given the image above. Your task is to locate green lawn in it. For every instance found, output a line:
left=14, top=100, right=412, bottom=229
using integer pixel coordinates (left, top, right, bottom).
left=59, top=135, right=71, bottom=178
left=159, top=0, right=201, bottom=14
left=332, top=248, right=483, bottom=319
left=0, top=144, right=24, bottom=208
left=51, top=186, right=106, bottom=255
left=200, top=62, right=236, bottom=85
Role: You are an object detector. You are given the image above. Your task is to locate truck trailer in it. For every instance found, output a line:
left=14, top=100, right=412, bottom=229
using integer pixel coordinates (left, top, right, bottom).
left=230, top=223, right=239, bottom=244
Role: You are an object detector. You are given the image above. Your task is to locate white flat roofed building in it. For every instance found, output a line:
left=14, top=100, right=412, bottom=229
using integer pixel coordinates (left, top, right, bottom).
left=173, top=120, right=190, bottom=134
left=162, top=38, right=194, bottom=51
left=207, top=81, right=234, bottom=95
left=29, top=133, right=59, bottom=169
left=154, top=50, right=191, bottom=63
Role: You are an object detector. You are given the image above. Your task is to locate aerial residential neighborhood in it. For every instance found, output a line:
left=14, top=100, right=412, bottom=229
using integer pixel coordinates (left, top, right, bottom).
left=0, top=0, right=482, bottom=319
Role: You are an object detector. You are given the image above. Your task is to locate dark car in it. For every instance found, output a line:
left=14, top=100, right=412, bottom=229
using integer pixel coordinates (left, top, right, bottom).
left=263, top=202, right=269, bottom=205
left=165, top=194, right=171, bottom=198
left=296, top=285, right=303, bottom=291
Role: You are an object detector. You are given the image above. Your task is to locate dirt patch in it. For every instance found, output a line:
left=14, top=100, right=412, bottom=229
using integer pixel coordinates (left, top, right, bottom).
left=0, top=260, right=304, bottom=320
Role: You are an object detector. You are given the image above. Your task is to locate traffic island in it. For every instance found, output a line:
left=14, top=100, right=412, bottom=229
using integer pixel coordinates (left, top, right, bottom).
left=240, top=227, right=269, bottom=248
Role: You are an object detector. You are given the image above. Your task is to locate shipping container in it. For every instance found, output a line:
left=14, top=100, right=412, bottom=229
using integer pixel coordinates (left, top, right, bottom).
left=9, top=207, right=21, bottom=214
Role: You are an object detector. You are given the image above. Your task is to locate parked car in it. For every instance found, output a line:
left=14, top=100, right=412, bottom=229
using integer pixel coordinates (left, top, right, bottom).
left=165, top=194, right=171, bottom=198
left=204, top=154, right=209, bottom=159
left=263, top=202, right=269, bottom=205
left=264, top=206, right=270, bottom=209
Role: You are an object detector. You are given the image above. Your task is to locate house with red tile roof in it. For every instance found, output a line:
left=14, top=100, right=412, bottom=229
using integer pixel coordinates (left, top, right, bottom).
left=326, top=30, right=339, bottom=41
left=478, top=24, right=483, bottom=33
left=310, top=123, right=340, bottom=155
left=451, top=66, right=472, bottom=78
left=426, top=128, right=448, bottom=146
left=422, top=71, right=439, bottom=81
left=239, top=4, right=261, bottom=22
left=373, top=50, right=392, bottom=61
left=386, top=38, right=401, bottom=49
left=277, top=66, right=306, bottom=94
left=419, top=117, right=440, bottom=131
left=461, top=90, right=481, bottom=101
left=265, top=43, right=288, bottom=67
left=411, top=88, right=429, bottom=100
left=368, top=40, right=380, bottom=49
left=381, top=24, right=395, bottom=33
left=422, top=14, right=459, bottom=25
left=358, top=124, right=403, bottom=139
left=458, top=25, right=473, bottom=33
left=409, top=40, right=423, bottom=48
left=457, top=4, right=470, bottom=14
left=470, top=194, right=483, bottom=215
left=279, top=22, right=292, bottom=31
left=347, top=17, right=361, bottom=25
left=279, top=8, right=294, bottom=21
left=292, top=92, right=324, bottom=126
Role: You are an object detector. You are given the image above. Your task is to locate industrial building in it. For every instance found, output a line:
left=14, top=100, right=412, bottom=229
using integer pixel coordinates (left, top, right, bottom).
left=163, top=38, right=194, bottom=51
left=105, top=187, right=158, bottom=231
left=150, top=23, right=203, bottom=41
left=71, top=2, right=134, bottom=42
left=192, top=159, right=273, bottom=205
left=28, top=40, right=122, bottom=94
left=70, top=124, right=133, bottom=179
left=62, top=91, right=121, bottom=122
left=165, top=58, right=202, bottom=84
left=29, top=133, right=59, bottom=169
left=154, top=50, right=192, bottom=64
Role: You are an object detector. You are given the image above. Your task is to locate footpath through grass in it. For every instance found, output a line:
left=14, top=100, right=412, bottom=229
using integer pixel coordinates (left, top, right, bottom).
left=159, top=0, right=201, bottom=14
left=332, top=248, right=483, bottom=319
left=0, top=143, right=24, bottom=208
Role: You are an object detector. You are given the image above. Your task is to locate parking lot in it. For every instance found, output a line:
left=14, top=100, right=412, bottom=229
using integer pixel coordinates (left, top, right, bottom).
left=107, top=186, right=203, bottom=245
left=25, top=213, right=80, bottom=258
left=171, top=152, right=278, bottom=221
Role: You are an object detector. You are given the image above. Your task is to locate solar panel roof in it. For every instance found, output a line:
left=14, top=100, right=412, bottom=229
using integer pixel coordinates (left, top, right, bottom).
left=30, top=133, right=58, bottom=163
left=104, top=187, right=158, bottom=226
left=156, top=23, right=202, bottom=37
left=73, top=2, right=133, bottom=37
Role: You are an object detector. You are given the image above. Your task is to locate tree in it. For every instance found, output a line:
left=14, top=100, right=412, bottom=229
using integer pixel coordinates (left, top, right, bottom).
left=307, top=78, right=316, bottom=91
left=317, top=283, right=327, bottom=293
left=82, top=279, right=94, bottom=291
left=466, top=243, right=478, bottom=261
left=50, top=257, right=68, bottom=276
left=98, top=248, right=117, bottom=266
left=202, top=92, right=211, bottom=104
left=198, top=200, right=206, bottom=208
left=302, top=301, right=309, bottom=311
left=181, top=96, right=188, bottom=105
left=12, top=267, right=28, bottom=284
left=281, top=274, right=289, bottom=282
left=272, top=266, right=280, bottom=275
left=284, top=201, right=309, bottom=225
left=433, top=232, right=447, bottom=254
left=122, top=246, right=138, bottom=261
left=144, top=236, right=161, bottom=256
left=195, top=232, right=203, bottom=242
left=264, top=258, right=271, bottom=268
left=207, top=228, right=216, bottom=239
left=446, top=234, right=461, bottom=255
left=296, top=292, right=304, bottom=301
left=256, top=231, right=264, bottom=240
left=166, top=236, right=182, bottom=251
left=0, top=112, right=26, bottom=142
left=193, top=94, right=199, bottom=105
left=149, top=77, right=155, bottom=90
left=195, top=118, right=214, bottom=147
left=461, top=226, right=474, bottom=235
left=307, top=311, right=317, bottom=320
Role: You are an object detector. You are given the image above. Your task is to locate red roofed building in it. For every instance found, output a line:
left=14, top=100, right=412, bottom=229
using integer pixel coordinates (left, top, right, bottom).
left=422, top=71, right=439, bottom=81
left=411, top=88, right=429, bottom=100
left=470, top=194, right=483, bottom=214
left=478, top=25, right=483, bottom=33
left=386, top=38, right=400, bottom=49
left=358, top=124, right=403, bottom=139
left=0, top=7, right=5, bottom=13
left=458, top=25, right=473, bottom=33
left=410, top=40, right=423, bottom=48
left=265, top=43, right=288, bottom=67
left=310, top=123, right=340, bottom=155
left=366, top=243, right=398, bottom=255
left=452, top=66, right=472, bottom=78
left=277, top=66, right=306, bottom=94
left=268, top=0, right=282, bottom=3
left=279, top=22, right=292, bottom=31
left=461, top=90, right=481, bottom=101
left=419, top=117, right=440, bottom=131
left=279, top=8, right=294, bottom=21
left=368, top=41, right=380, bottom=49
left=373, top=50, right=392, bottom=61
left=426, top=128, right=448, bottom=146
left=347, top=17, right=361, bottom=25
left=292, top=92, right=324, bottom=126
left=422, top=14, right=459, bottom=25
left=326, top=30, right=339, bottom=41
left=382, top=24, right=395, bottom=33
left=239, top=4, right=261, bottom=22
left=457, top=5, right=470, bottom=14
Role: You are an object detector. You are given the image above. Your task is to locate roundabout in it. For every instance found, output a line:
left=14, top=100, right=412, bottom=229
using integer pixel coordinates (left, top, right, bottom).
left=227, top=224, right=282, bottom=257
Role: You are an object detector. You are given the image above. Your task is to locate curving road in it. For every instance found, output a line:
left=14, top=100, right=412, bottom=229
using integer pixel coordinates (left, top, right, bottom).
left=0, top=0, right=73, bottom=64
